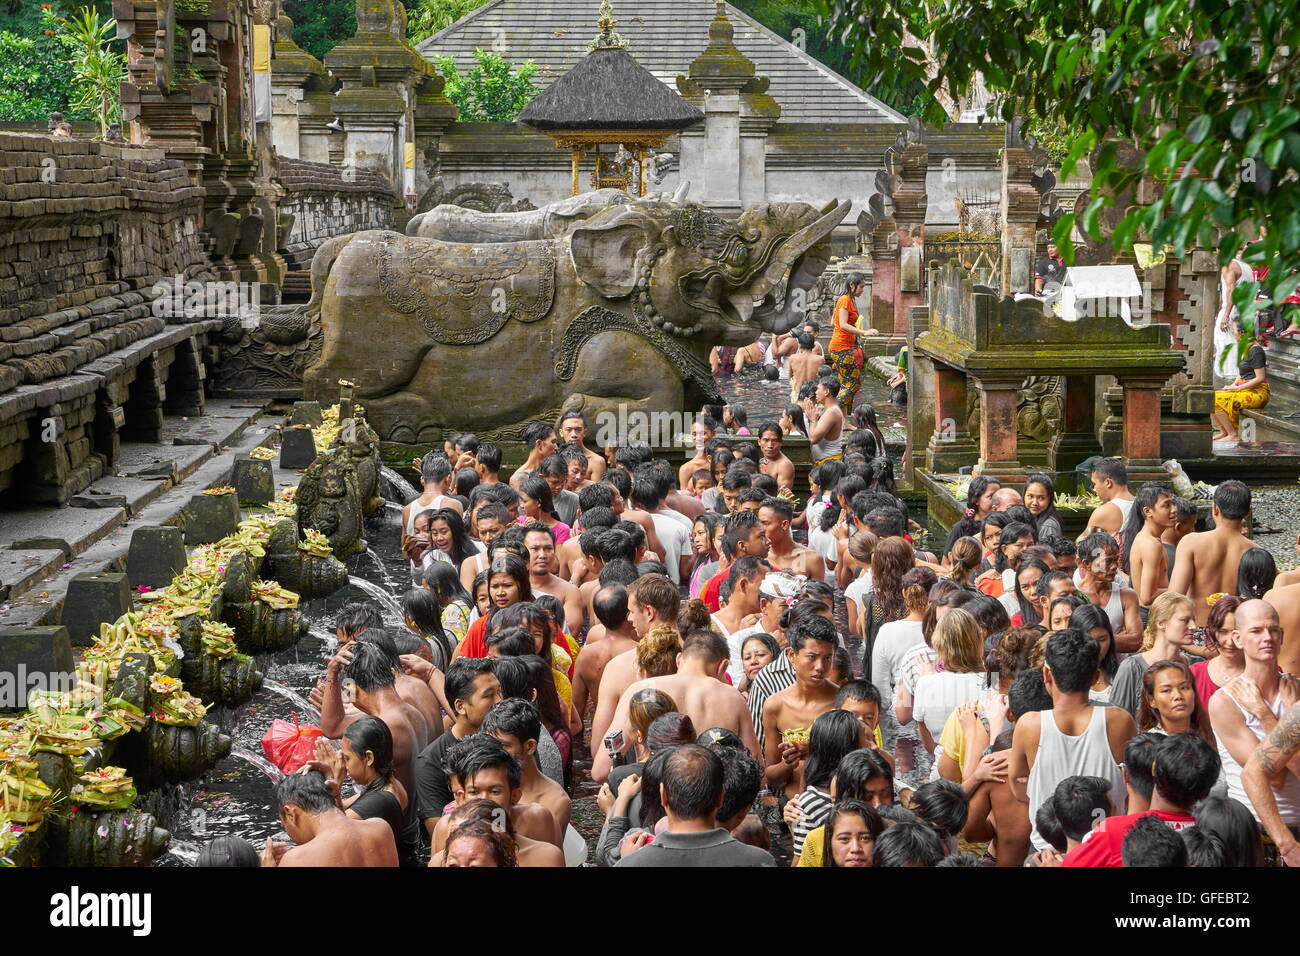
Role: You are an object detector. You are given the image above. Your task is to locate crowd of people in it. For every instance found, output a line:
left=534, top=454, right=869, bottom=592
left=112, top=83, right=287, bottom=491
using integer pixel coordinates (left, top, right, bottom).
left=200, top=391, right=1300, bottom=868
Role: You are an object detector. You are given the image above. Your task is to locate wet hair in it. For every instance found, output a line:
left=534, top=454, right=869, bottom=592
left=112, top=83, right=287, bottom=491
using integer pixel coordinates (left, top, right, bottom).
left=1045, top=536, right=1076, bottom=561
left=822, top=800, right=886, bottom=867
left=638, top=749, right=671, bottom=829
left=481, top=697, right=542, bottom=746
left=715, top=747, right=763, bottom=823
left=486, top=626, right=535, bottom=657
left=1035, top=802, right=1067, bottom=853
left=681, top=629, right=729, bottom=667
left=1122, top=813, right=1188, bottom=867
left=1011, top=556, right=1052, bottom=626
left=577, top=482, right=615, bottom=514
left=627, top=688, right=678, bottom=744
left=1090, top=457, right=1128, bottom=488
left=489, top=656, right=529, bottom=700
left=336, top=602, right=383, bottom=638
left=872, top=821, right=945, bottom=867
left=592, top=584, right=630, bottom=630
left=1170, top=496, right=1197, bottom=524
left=1236, top=548, right=1276, bottom=600
left=698, top=727, right=745, bottom=750
left=871, top=536, right=915, bottom=622
left=1047, top=594, right=1088, bottom=630
left=195, top=836, right=259, bottom=867
left=637, top=559, right=670, bottom=578
left=343, top=715, right=396, bottom=790
left=519, top=655, right=566, bottom=732
left=522, top=421, right=555, bottom=452
left=835, top=679, right=882, bottom=711
left=533, top=593, right=567, bottom=639
left=519, top=476, right=562, bottom=523
left=1008, top=668, right=1052, bottom=719
left=476, top=441, right=502, bottom=473
left=1044, top=628, right=1100, bottom=693
left=402, top=586, right=453, bottom=665
left=445, top=819, right=518, bottom=867
left=1050, top=775, right=1113, bottom=843
left=1124, top=733, right=1161, bottom=803
left=447, top=797, right=515, bottom=838
left=788, top=613, right=839, bottom=653
left=1152, top=732, right=1221, bottom=809
left=538, top=454, right=569, bottom=480
left=421, top=557, right=472, bottom=607
left=1182, top=826, right=1226, bottom=867
left=346, top=639, right=396, bottom=693
left=1193, top=796, right=1264, bottom=867
left=965, top=593, right=1011, bottom=640
left=455, top=466, right=480, bottom=499
left=910, top=779, right=969, bottom=842
left=421, top=454, right=452, bottom=485
left=804, top=710, right=865, bottom=790
left=1068, top=603, right=1119, bottom=680
left=661, top=744, right=725, bottom=820
left=1137, top=660, right=1214, bottom=740
left=834, top=748, right=894, bottom=801
left=444, top=657, right=497, bottom=710
left=646, top=712, right=697, bottom=753
left=444, top=733, right=522, bottom=792
left=637, top=625, right=683, bottom=677
left=493, top=602, right=555, bottom=663
left=627, top=573, right=681, bottom=625
left=1120, top=482, right=1173, bottom=573
left=1213, top=479, right=1251, bottom=521
left=598, top=559, right=639, bottom=588
left=276, top=769, right=335, bottom=815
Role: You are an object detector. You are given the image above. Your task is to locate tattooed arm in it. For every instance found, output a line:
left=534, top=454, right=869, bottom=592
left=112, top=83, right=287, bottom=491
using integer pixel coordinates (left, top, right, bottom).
left=1241, top=703, right=1300, bottom=867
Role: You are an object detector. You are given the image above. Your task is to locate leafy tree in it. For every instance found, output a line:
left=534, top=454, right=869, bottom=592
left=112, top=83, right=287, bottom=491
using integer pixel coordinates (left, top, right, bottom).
left=51, top=4, right=124, bottom=137
left=0, top=3, right=85, bottom=123
left=817, top=0, right=1300, bottom=321
left=282, top=0, right=358, bottom=60
left=433, top=49, right=538, bottom=122
left=407, top=0, right=489, bottom=45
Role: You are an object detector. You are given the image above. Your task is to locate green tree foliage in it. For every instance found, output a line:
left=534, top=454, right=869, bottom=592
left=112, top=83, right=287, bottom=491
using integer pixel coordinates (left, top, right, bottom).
left=54, top=4, right=124, bottom=137
left=282, top=0, right=359, bottom=60
left=407, top=0, right=489, bottom=44
left=818, top=0, right=1300, bottom=319
left=433, top=49, right=538, bottom=122
left=0, top=2, right=117, bottom=123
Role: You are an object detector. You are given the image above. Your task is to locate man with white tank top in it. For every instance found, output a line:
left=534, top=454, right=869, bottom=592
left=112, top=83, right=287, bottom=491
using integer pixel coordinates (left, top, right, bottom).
left=1215, top=257, right=1256, bottom=385
left=1010, top=629, right=1137, bottom=852
left=1243, top=699, right=1300, bottom=866
left=1083, top=458, right=1136, bottom=539
left=1075, top=532, right=1144, bottom=654
left=1209, top=600, right=1300, bottom=843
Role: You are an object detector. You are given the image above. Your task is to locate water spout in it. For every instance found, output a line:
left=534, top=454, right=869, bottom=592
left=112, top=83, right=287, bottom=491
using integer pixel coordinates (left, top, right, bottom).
left=231, top=746, right=286, bottom=783
left=347, top=575, right=405, bottom=625
left=379, top=465, right=418, bottom=505
left=262, top=679, right=322, bottom=724
left=364, top=547, right=395, bottom=590
left=165, top=839, right=201, bottom=866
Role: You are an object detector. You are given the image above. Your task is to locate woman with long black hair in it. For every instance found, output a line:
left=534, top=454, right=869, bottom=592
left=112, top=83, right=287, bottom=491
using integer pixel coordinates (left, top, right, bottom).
left=788, top=709, right=867, bottom=857
left=453, top=553, right=532, bottom=659
left=402, top=586, right=453, bottom=669
left=1024, top=473, right=1064, bottom=542
left=943, top=476, right=1002, bottom=559
left=422, top=506, right=477, bottom=574
left=517, top=474, right=572, bottom=546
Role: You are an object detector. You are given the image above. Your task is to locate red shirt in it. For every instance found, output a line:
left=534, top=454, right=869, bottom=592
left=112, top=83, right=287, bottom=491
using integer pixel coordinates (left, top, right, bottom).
left=1189, top=660, right=1220, bottom=705
left=1060, top=810, right=1196, bottom=867
left=458, top=615, right=488, bottom=658
left=701, top=568, right=728, bottom=613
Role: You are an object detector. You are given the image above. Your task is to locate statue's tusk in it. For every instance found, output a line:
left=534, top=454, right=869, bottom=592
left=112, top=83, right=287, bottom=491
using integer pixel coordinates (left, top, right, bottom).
left=673, top=180, right=691, bottom=203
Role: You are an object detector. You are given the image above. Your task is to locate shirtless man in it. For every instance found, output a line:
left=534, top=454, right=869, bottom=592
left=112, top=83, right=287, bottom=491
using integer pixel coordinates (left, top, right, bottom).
left=601, top=469, right=664, bottom=561
left=757, top=422, right=796, bottom=495
left=1210, top=600, right=1300, bottom=850
left=679, top=417, right=719, bottom=491
left=572, top=584, right=640, bottom=721
left=262, top=770, right=396, bottom=867
left=590, top=574, right=680, bottom=750
left=1084, top=458, right=1136, bottom=537
left=1264, top=577, right=1300, bottom=677
left=356, top=630, right=441, bottom=744
left=788, top=332, right=823, bottom=405
left=431, top=735, right=564, bottom=864
left=559, top=408, right=607, bottom=481
left=761, top=616, right=841, bottom=801
left=459, top=502, right=508, bottom=591
left=522, top=523, right=584, bottom=637
left=1075, top=532, right=1143, bottom=653
left=483, top=698, right=572, bottom=839
left=1127, top=484, right=1177, bottom=607
left=1169, top=480, right=1258, bottom=625
left=595, top=630, right=761, bottom=783
left=318, top=641, right=423, bottom=798
left=474, top=441, right=503, bottom=486
left=510, top=421, right=558, bottom=489
left=758, top=496, right=826, bottom=581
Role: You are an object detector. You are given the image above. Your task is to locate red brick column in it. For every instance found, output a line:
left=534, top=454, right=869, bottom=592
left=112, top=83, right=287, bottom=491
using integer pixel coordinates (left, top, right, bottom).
left=973, top=376, right=1026, bottom=481
left=1120, top=379, right=1164, bottom=467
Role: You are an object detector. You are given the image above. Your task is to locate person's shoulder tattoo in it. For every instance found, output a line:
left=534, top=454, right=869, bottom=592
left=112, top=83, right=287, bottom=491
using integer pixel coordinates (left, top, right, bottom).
left=1256, top=705, right=1300, bottom=774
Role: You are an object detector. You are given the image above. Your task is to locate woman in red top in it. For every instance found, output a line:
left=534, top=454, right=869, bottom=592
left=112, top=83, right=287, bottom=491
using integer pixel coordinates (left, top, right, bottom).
left=827, top=273, right=877, bottom=415
left=456, top=553, right=532, bottom=659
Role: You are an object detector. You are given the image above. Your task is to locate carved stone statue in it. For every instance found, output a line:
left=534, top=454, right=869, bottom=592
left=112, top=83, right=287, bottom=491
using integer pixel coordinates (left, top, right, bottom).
left=406, top=187, right=634, bottom=243
left=413, top=178, right=537, bottom=217
left=295, top=446, right=366, bottom=557
left=304, top=192, right=850, bottom=443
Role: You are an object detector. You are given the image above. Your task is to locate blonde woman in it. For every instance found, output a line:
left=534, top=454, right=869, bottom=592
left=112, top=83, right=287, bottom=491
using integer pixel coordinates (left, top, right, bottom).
left=912, top=607, right=988, bottom=756
left=1109, top=591, right=1196, bottom=718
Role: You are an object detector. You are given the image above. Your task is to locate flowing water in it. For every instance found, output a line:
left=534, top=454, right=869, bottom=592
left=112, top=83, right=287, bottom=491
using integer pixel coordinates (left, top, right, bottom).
left=231, top=747, right=286, bottom=783
left=345, top=575, right=405, bottom=626
left=260, top=679, right=321, bottom=724
left=379, top=465, right=418, bottom=505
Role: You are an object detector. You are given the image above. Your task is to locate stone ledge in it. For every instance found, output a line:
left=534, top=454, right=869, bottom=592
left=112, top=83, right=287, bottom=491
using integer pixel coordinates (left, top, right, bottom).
left=1, top=505, right=127, bottom=561
left=0, top=548, right=65, bottom=603
left=114, top=442, right=214, bottom=483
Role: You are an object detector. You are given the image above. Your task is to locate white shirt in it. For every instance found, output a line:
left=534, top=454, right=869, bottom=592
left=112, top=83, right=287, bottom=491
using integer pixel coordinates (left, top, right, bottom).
left=717, top=620, right=766, bottom=685
left=649, top=512, right=689, bottom=585
left=870, top=619, right=924, bottom=706
left=657, top=506, right=693, bottom=534
left=913, top=671, right=987, bottom=741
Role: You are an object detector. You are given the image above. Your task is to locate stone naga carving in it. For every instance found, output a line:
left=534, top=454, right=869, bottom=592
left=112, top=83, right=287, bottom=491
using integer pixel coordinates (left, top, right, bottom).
left=406, top=186, right=634, bottom=243
left=304, top=193, right=850, bottom=443
left=294, top=445, right=367, bottom=558
left=413, top=178, right=538, bottom=217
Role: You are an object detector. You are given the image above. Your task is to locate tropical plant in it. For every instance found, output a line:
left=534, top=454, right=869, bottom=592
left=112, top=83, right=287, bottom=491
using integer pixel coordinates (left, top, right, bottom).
left=406, top=0, right=488, bottom=45
left=432, top=49, right=538, bottom=122
left=816, top=0, right=1300, bottom=322
left=48, top=4, right=124, bottom=137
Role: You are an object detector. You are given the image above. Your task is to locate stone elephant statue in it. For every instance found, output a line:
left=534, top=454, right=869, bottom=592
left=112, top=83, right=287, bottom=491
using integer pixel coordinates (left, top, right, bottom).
left=404, top=183, right=690, bottom=243
left=303, top=195, right=850, bottom=444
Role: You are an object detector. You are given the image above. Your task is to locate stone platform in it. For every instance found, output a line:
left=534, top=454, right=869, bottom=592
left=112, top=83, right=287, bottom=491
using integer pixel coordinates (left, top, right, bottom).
left=0, top=400, right=270, bottom=610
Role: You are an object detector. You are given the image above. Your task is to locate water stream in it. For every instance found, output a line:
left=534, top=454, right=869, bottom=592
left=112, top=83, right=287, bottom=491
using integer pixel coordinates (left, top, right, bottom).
left=231, top=747, right=286, bottom=783
left=379, top=465, right=418, bottom=504
left=346, top=575, right=405, bottom=625
left=260, top=679, right=321, bottom=724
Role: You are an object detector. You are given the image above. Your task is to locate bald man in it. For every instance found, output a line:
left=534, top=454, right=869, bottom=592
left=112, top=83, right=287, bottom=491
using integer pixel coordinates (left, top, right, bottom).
left=1209, top=600, right=1300, bottom=848
left=992, top=488, right=1024, bottom=511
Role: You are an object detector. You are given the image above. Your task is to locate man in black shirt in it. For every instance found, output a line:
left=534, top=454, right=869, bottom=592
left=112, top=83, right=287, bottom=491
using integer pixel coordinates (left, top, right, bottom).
left=414, top=658, right=502, bottom=837
left=1034, top=242, right=1068, bottom=298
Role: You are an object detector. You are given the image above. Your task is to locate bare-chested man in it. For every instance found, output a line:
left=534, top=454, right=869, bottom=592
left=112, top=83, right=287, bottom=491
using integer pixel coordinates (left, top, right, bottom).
left=590, top=574, right=680, bottom=751
left=522, top=523, right=584, bottom=637
left=483, top=698, right=572, bottom=840
left=1084, top=458, right=1136, bottom=537
left=573, top=585, right=640, bottom=721
left=758, top=496, right=826, bottom=581
left=761, top=616, right=841, bottom=801
left=402, top=455, right=463, bottom=556
left=1127, top=483, right=1177, bottom=608
left=510, top=421, right=558, bottom=490
left=1169, top=480, right=1258, bottom=625
left=1264, top=577, right=1300, bottom=677
left=757, top=422, right=795, bottom=495
left=595, top=630, right=761, bottom=783
left=559, top=408, right=607, bottom=481
left=788, top=332, right=823, bottom=404
left=1075, top=532, right=1143, bottom=653
left=679, top=417, right=719, bottom=491
left=262, top=769, right=397, bottom=867
left=601, top=469, right=664, bottom=561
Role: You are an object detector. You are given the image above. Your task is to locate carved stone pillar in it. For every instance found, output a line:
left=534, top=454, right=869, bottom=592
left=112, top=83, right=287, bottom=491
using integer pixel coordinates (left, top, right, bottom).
left=1048, top=374, right=1103, bottom=472
left=927, top=365, right=979, bottom=473
left=972, top=376, right=1026, bottom=481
